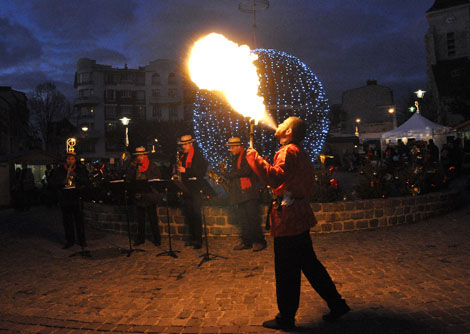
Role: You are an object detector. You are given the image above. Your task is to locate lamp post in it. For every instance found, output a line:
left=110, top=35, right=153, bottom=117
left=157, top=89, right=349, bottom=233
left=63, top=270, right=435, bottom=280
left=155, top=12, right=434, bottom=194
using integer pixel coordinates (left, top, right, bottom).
left=119, top=117, right=131, bottom=149
left=413, top=89, right=426, bottom=114
left=354, top=118, right=361, bottom=138
left=388, top=107, right=397, bottom=129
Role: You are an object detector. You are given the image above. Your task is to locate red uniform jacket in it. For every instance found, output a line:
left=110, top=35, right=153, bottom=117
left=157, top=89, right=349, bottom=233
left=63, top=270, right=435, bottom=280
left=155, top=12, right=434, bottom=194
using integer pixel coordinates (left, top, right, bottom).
left=246, top=143, right=317, bottom=237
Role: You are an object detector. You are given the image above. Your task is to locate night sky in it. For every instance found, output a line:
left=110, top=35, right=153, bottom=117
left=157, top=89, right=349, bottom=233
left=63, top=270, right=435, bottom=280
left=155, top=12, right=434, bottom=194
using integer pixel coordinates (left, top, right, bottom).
left=0, top=0, right=434, bottom=105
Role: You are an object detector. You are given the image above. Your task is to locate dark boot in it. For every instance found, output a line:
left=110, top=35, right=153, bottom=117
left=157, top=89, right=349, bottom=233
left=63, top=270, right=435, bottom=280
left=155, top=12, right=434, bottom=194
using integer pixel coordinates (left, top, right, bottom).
left=262, top=314, right=295, bottom=331
left=323, top=300, right=351, bottom=322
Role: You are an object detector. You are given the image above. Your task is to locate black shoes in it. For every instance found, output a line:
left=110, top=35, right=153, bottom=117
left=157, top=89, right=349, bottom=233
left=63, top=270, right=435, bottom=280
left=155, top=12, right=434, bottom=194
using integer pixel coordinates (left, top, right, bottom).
left=233, top=243, right=252, bottom=250
left=62, top=242, right=74, bottom=249
left=262, top=315, right=295, bottom=331
left=252, top=243, right=267, bottom=252
left=322, top=301, right=351, bottom=322
left=133, top=240, right=145, bottom=246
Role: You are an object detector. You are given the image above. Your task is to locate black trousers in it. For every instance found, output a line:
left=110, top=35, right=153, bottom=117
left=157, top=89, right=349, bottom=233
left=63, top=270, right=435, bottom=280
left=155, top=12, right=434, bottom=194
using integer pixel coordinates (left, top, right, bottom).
left=183, top=194, right=202, bottom=244
left=234, top=199, right=265, bottom=246
left=274, top=231, right=344, bottom=319
left=61, top=201, right=85, bottom=246
left=136, top=204, right=160, bottom=243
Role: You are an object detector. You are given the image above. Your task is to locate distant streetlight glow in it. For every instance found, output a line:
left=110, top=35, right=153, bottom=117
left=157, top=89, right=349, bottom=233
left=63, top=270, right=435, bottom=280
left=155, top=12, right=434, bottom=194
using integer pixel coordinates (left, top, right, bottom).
left=119, top=117, right=131, bottom=126
left=81, top=126, right=88, bottom=132
left=119, top=117, right=131, bottom=148
left=414, top=89, right=426, bottom=99
left=388, top=107, right=395, bottom=114
left=355, top=118, right=360, bottom=137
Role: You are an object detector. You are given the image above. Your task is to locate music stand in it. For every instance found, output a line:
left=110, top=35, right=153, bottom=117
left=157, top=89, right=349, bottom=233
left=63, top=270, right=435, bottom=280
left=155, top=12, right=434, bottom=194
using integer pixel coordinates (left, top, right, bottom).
left=110, top=179, right=145, bottom=257
left=66, top=187, right=91, bottom=258
left=150, top=179, right=181, bottom=258
left=185, top=178, right=227, bottom=267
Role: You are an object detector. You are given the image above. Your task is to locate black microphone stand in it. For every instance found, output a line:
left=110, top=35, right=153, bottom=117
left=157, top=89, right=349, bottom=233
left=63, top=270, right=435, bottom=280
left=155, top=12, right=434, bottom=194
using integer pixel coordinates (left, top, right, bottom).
left=116, top=161, right=145, bottom=257
left=157, top=187, right=180, bottom=258
left=198, top=190, right=227, bottom=267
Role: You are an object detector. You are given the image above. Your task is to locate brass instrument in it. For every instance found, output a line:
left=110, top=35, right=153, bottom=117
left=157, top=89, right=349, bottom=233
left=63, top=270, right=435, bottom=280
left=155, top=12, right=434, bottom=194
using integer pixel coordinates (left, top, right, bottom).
left=171, top=150, right=182, bottom=181
left=64, top=164, right=75, bottom=189
left=208, top=169, right=230, bottom=195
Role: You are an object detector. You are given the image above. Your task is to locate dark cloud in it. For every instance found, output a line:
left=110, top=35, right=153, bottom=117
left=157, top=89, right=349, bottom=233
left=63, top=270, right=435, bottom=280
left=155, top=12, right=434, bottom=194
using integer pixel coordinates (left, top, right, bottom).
left=27, top=0, right=138, bottom=40
left=0, top=70, right=74, bottom=98
left=82, top=48, right=129, bottom=67
left=0, top=17, right=42, bottom=69
left=0, top=0, right=436, bottom=105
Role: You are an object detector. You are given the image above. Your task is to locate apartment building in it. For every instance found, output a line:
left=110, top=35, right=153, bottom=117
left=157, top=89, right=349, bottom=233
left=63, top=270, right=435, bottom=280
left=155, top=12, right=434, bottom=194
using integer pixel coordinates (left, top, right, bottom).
left=425, top=0, right=470, bottom=125
left=73, top=58, right=186, bottom=159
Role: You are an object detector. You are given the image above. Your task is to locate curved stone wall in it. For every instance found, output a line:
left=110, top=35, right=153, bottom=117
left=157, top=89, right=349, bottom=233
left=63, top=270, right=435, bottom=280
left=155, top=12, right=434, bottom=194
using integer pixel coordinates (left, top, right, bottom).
left=83, top=190, right=461, bottom=237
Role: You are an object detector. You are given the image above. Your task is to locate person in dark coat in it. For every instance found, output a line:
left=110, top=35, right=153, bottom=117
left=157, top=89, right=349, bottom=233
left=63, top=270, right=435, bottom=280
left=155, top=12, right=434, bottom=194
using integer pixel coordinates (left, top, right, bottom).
left=223, top=137, right=266, bottom=252
left=246, top=117, right=350, bottom=330
left=51, top=152, right=89, bottom=249
left=128, top=146, right=162, bottom=246
left=176, top=135, right=208, bottom=249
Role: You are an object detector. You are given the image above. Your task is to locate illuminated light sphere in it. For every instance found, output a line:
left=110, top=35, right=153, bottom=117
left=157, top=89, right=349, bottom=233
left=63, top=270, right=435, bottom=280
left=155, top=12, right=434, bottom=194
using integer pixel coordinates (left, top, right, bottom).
left=193, top=48, right=330, bottom=167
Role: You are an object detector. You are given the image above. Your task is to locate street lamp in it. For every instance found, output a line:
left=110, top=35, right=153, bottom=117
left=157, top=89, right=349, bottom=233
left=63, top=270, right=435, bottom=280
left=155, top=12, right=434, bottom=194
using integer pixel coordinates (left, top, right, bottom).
left=119, top=117, right=131, bottom=148
left=413, top=89, right=426, bottom=114
left=388, top=107, right=397, bottom=128
left=152, top=138, right=158, bottom=153
left=81, top=126, right=88, bottom=132
left=354, top=118, right=361, bottom=138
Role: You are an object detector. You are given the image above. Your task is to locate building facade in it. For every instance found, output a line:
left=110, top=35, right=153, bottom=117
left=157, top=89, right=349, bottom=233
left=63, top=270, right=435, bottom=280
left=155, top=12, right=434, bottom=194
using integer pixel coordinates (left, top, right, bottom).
left=73, top=58, right=187, bottom=159
left=340, top=80, right=396, bottom=139
left=425, top=0, right=470, bottom=125
left=0, top=87, right=30, bottom=156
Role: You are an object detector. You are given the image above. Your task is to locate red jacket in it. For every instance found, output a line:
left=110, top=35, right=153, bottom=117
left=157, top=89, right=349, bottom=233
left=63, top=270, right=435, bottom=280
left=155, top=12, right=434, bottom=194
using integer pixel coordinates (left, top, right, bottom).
left=246, top=143, right=317, bottom=237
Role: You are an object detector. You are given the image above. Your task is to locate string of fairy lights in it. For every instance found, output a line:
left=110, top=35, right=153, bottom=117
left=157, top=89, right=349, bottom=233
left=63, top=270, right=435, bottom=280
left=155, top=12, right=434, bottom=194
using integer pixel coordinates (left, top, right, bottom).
left=193, top=48, right=330, bottom=168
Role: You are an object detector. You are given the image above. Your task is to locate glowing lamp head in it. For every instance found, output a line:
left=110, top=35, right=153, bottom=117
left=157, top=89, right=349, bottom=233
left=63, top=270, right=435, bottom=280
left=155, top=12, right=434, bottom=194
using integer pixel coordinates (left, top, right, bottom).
left=119, top=117, right=131, bottom=126
left=388, top=108, right=395, bottom=114
left=414, top=89, right=426, bottom=99
left=355, top=118, right=361, bottom=123
left=81, top=126, right=89, bottom=132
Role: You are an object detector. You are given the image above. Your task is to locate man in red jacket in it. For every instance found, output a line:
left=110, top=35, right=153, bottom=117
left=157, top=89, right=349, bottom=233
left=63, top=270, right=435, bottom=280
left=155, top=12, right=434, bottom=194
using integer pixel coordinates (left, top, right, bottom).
left=246, top=116, right=350, bottom=330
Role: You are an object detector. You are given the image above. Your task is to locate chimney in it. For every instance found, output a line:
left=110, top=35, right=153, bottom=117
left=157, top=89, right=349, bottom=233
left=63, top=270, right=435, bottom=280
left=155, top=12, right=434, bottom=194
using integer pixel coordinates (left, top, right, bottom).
left=367, top=80, right=377, bottom=86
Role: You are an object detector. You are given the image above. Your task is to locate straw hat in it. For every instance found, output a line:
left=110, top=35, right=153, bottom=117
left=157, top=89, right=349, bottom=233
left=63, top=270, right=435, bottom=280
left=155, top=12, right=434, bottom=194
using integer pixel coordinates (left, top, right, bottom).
left=226, top=137, right=242, bottom=146
left=177, top=134, right=196, bottom=145
left=133, top=146, right=149, bottom=155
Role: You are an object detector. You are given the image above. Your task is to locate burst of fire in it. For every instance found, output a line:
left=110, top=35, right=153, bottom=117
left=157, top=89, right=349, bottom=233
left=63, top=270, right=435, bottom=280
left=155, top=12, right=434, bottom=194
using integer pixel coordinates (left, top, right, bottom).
left=188, top=33, right=275, bottom=129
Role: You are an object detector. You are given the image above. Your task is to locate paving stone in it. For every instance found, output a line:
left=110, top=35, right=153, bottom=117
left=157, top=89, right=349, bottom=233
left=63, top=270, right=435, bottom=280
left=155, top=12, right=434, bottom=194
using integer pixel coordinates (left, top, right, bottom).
left=0, top=201, right=469, bottom=333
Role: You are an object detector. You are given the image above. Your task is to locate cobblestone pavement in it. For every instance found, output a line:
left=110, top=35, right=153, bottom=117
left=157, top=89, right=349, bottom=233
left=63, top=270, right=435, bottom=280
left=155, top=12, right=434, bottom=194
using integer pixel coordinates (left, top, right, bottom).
left=1, top=197, right=470, bottom=334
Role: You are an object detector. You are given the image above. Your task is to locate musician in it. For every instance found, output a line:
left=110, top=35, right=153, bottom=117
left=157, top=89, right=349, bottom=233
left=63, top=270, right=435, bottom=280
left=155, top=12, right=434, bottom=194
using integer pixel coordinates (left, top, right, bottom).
left=128, top=146, right=162, bottom=246
left=246, top=117, right=350, bottom=330
left=223, top=137, right=266, bottom=252
left=176, top=135, right=208, bottom=249
left=51, top=151, right=89, bottom=249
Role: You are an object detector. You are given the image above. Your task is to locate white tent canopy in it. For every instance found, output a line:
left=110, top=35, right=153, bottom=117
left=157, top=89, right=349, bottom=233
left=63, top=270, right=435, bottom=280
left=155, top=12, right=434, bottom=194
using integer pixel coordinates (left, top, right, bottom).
left=381, top=113, right=450, bottom=148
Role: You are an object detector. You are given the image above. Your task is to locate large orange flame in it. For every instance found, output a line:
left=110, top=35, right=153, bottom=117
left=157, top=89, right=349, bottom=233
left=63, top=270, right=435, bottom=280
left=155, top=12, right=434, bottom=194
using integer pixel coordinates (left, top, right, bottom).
left=188, top=33, right=275, bottom=129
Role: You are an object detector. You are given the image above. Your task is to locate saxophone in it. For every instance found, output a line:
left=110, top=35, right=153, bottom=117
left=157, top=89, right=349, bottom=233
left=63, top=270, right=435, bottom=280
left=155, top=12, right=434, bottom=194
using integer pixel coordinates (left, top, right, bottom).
left=171, top=150, right=182, bottom=181
left=65, top=164, right=75, bottom=189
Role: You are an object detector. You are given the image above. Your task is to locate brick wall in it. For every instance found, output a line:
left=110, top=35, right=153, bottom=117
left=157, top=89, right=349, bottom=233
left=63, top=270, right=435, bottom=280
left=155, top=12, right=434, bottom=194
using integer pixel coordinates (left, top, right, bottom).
left=83, top=190, right=461, bottom=237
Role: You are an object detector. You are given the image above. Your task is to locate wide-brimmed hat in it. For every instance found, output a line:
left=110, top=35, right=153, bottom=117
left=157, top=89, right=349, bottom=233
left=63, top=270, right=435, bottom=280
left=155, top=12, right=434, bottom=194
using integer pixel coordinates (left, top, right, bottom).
left=133, top=146, right=149, bottom=155
left=226, top=137, right=242, bottom=146
left=177, top=135, right=195, bottom=145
